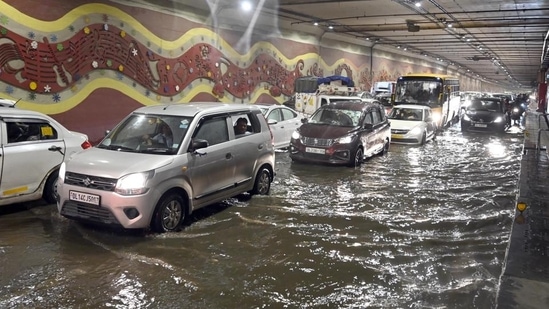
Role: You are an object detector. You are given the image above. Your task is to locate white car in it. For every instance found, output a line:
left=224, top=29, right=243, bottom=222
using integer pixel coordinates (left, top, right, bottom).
left=0, top=108, right=91, bottom=206
left=258, top=103, right=304, bottom=149
left=387, top=104, right=437, bottom=145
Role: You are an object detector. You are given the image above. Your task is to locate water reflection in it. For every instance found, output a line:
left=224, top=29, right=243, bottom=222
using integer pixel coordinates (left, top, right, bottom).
left=0, top=125, right=521, bottom=308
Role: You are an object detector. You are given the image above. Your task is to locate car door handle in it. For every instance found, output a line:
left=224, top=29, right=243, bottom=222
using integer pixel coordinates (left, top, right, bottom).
left=226, top=153, right=232, bottom=159
left=258, top=144, right=264, bottom=150
left=48, top=145, right=65, bottom=155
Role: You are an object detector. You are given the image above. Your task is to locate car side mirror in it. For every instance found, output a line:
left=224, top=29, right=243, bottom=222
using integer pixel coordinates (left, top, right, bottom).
left=104, top=129, right=110, bottom=136
left=190, top=139, right=209, bottom=154
left=363, top=123, right=373, bottom=130
left=301, top=118, right=308, bottom=124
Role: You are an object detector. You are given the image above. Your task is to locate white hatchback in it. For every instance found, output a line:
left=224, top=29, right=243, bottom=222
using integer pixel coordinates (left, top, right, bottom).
left=0, top=107, right=91, bottom=206
left=258, top=103, right=304, bottom=149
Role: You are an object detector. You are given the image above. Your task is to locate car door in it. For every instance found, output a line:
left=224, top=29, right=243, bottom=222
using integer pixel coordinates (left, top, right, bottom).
left=0, top=118, right=65, bottom=199
left=360, top=110, right=377, bottom=157
left=265, top=107, right=285, bottom=148
left=230, top=112, right=263, bottom=188
left=186, top=115, right=234, bottom=199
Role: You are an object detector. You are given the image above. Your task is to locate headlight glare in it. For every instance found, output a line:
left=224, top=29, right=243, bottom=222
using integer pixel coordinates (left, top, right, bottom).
left=115, top=171, right=153, bottom=195
left=335, top=135, right=353, bottom=144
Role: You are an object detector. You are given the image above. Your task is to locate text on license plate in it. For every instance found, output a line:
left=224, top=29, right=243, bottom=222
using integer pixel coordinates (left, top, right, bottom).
left=69, top=190, right=100, bottom=206
left=305, top=147, right=325, bottom=154
left=474, top=123, right=487, bottom=127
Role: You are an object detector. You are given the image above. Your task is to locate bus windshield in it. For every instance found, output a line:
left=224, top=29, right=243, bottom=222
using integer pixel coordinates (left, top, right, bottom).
left=394, top=80, right=443, bottom=106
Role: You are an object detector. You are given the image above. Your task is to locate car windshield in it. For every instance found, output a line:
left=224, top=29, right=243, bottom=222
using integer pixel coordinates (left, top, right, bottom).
left=388, top=108, right=424, bottom=121
left=309, top=108, right=361, bottom=126
left=97, top=114, right=192, bottom=154
left=468, top=100, right=501, bottom=112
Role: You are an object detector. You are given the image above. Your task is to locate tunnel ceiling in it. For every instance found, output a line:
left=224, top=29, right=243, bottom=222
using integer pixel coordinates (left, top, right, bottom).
left=158, top=0, right=549, bottom=90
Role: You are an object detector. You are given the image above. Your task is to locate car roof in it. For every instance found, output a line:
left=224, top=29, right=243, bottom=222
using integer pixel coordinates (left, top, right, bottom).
left=0, top=107, right=53, bottom=118
left=0, top=98, right=17, bottom=108
left=132, top=102, right=262, bottom=117
left=392, top=104, right=431, bottom=110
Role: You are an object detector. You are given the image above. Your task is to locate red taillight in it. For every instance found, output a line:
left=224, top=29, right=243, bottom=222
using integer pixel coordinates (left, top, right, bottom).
left=81, top=140, right=93, bottom=149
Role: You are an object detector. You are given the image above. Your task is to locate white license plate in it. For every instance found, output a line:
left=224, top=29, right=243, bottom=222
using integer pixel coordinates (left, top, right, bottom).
left=305, top=147, right=325, bottom=154
left=474, top=123, right=488, bottom=128
left=69, top=190, right=100, bottom=206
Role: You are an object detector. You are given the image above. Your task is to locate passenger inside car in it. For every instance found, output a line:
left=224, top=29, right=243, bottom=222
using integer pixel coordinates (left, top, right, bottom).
left=234, top=117, right=251, bottom=136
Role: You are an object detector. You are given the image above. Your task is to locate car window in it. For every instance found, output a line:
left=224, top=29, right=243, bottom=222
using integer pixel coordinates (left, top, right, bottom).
left=281, top=108, right=297, bottom=121
left=267, top=108, right=282, bottom=122
left=6, top=120, right=58, bottom=143
left=230, top=113, right=260, bottom=137
left=193, top=117, right=229, bottom=146
left=364, top=112, right=373, bottom=126
left=372, top=108, right=381, bottom=125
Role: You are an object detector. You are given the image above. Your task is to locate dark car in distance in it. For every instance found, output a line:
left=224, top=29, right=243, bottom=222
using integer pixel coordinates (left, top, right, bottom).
left=289, top=100, right=391, bottom=167
left=461, top=97, right=508, bottom=133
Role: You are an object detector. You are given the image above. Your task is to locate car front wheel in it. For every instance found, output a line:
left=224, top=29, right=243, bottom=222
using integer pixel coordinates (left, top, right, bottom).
left=250, top=167, right=271, bottom=195
left=151, top=193, right=187, bottom=233
left=348, top=147, right=363, bottom=167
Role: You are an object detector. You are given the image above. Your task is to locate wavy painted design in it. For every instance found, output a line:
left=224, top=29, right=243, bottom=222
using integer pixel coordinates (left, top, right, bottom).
left=0, top=2, right=380, bottom=115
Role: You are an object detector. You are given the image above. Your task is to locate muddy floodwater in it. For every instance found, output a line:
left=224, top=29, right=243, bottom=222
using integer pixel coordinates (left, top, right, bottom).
left=0, top=125, right=524, bottom=308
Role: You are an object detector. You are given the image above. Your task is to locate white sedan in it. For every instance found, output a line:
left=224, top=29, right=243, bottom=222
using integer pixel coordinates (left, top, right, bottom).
left=258, top=103, right=304, bottom=149
left=387, top=104, right=437, bottom=145
left=0, top=107, right=91, bottom=206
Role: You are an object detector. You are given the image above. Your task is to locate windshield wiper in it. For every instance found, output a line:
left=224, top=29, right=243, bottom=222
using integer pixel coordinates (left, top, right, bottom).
left=140, top=148, right=173, bottom=154
left=98, top=144, right=135, bottom=152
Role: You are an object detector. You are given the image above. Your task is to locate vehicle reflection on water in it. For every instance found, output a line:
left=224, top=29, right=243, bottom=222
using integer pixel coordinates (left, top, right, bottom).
left=0, top=125, right=523, bottom=308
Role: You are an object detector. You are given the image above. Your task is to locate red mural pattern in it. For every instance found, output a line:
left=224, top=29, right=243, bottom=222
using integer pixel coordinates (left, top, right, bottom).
left=0, top=24, right=304, bottom=100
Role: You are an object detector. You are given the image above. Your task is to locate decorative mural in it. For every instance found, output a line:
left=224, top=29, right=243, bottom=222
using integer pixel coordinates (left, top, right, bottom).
left=0, top=1, right=490, bottom=143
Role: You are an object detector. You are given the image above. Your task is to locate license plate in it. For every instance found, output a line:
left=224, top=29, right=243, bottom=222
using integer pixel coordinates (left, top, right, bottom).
left=305, top=147, right=325, bottom=154
left=474, top=123, right=487, bottom=128
left=391, top=134, right=404, bottom=139
left=69, top=190, right=100, bottom=206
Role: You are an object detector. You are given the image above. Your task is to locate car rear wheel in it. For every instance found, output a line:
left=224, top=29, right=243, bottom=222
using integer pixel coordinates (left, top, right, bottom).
left=250, top=167, right=271, bottom=195
left=348, top=147, right=363, bottom=167
left=151, top=193, right=187, bottom=233
left=43, top=170, right=59, bottom=204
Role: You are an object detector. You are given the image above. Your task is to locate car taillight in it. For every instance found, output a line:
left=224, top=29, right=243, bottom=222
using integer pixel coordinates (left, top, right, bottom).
left=81, top=140, right=93, bottom=149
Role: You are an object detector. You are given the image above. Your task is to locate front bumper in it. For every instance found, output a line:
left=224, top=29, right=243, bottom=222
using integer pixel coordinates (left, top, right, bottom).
left=57, top=181, right=158, bottom=229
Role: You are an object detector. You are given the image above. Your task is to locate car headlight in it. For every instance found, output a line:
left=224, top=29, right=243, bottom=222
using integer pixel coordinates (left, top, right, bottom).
left=432, top=112, right=441, bottom=122
left=409, top=126, right=422, bottom=135
left=513, top=107, right=519, bottom=113
left=59, top=162, right=66, bottom=183
left=291, top=131, right=301, bottom=140
left=335, top=135, right=354, bottom=144
left=115, top=171, right=153, bottom=195
left=493, top=116, right=503, bottom=123
left=462, top=114, right=471, bottom=121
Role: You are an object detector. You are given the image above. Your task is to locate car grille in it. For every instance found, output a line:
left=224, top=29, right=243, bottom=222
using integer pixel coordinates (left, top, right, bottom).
left=65, top=172, right=117, bottom=191
left=61, top=201, right=120, bottom=225
left=391, top=129, right=409, bottom=134
left=301, top=137, right=333, bottom=147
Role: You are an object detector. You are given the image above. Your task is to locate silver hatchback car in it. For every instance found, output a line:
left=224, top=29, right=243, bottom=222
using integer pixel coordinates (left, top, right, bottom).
left=57, top=103, right=275, bottom=233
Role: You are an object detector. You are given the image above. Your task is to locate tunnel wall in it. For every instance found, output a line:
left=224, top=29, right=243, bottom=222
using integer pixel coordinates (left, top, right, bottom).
left=0, top=1, right=500, bottom=144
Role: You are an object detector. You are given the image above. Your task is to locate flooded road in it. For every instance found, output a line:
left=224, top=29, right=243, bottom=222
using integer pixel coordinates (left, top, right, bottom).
left=0, top=124, right=523, bottom=308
